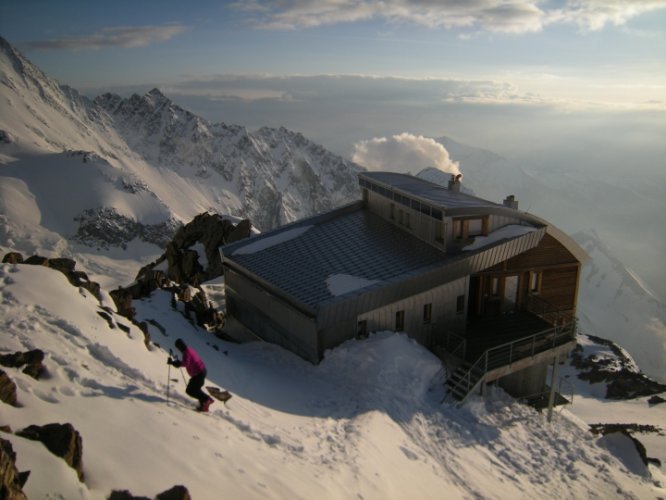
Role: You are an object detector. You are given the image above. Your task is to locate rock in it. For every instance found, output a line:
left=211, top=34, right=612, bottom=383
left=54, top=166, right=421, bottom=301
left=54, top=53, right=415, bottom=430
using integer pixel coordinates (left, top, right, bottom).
left=46, top=257, right=76, bottom=274
left=1, top=252, right=23, bottom=264
left=0, top=370, right=18, bottom=406
left=23, top=255, right=48, bottom=266
left=155, top=485, right=191, bottom=500
left=570, top=337, right=666, bottom=400
left=0, top=438, right=28, bottom=500
left=648, top=395, right=665, bottom=406
left=108, top=491, right=150, bottom=500
left=16, top=423, right=84, bottom=481
left=0, top=350, right=46, bottom=380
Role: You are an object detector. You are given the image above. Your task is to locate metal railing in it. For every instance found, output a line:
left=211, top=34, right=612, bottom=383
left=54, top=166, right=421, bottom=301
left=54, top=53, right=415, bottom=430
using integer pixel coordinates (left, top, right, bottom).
left=439, top=330, right=467, bottom=360
left=445, top=320, right=577, bottom=404
left=525, top=294, right=574, bottom=326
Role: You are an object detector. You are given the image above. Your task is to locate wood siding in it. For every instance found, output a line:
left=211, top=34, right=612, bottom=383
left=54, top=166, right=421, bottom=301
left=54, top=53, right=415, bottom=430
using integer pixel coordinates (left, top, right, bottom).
left=472, top=232, right=582, bottom=320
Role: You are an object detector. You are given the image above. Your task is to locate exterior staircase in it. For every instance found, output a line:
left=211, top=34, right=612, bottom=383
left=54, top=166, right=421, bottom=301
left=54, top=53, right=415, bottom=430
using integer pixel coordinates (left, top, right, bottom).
left=445, top=361, right=485, bottom=402
left=442, top=321, right=577, bottom=404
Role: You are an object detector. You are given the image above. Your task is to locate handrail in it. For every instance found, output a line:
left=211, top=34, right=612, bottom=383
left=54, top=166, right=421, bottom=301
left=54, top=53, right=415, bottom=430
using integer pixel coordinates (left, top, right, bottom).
left=526, top=294, right=574, bottom=326
left=440, top=330, right=467, bottom=360
left=445, top=319, right=577, bottom=404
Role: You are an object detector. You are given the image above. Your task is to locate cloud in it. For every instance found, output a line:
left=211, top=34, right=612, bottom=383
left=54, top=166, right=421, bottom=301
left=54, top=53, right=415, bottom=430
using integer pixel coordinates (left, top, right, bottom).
left=547, top=0, right=666, bottom=32
left=167, top=74, right=544, bottom=106
left=23, top=25, right=188, bottom=51
left=352, top=133, right=461, bottom=175
left=232, top=0, right=666, bottom=34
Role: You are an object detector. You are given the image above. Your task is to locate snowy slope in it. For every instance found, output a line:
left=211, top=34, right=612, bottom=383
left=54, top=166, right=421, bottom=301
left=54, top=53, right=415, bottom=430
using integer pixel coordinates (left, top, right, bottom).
left=2, top=262, right=664, bottom=499
left=575, top=230, right=666, bottom=383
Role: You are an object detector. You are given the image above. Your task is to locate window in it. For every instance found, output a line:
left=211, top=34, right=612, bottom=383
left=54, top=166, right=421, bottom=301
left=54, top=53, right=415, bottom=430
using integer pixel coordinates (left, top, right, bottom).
left=405, top=212, right=411, bottom=229
left=390, top=203, right=395, bottom=220
left=530, top=272, right=542, bottom=294
left=395, top=310, right=405, bottom=331
left=435, top=221, right=444, bottom=243
left=456, top=295, right=465, bottom=315
left=491, top=278, right=500, bottom=296
left=423, top=303, right=432, bottom=324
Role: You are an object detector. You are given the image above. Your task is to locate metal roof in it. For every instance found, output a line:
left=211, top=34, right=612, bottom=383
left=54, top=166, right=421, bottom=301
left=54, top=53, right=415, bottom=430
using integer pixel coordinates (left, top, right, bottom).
left=222, top=204, right=452, bottom=310
left=221, top=200, right=552, bottom=315
left=360, top=171, right=501, bottom=212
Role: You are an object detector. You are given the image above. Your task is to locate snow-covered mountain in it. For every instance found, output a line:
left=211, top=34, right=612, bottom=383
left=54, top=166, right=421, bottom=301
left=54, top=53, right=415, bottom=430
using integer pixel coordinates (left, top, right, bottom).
left=0, top=36, right=361, bottom=278
left=575, top=230, right=666, bottom=383
left=2, top=261, right=664, bottom=499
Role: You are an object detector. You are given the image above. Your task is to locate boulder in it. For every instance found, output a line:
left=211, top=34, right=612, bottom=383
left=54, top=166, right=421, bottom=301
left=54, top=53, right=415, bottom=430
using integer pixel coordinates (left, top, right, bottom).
left=0, top=370, right=17, bottom=406
left=0, top=350, right=46, bottom=380
left=0, top=438, right=28, bottom=500
left=1, top=252, right=23, bottom=264
left=155, top=485, right=191, bottom=500
left=107, top=485, right=190, bottom=500
left=16, top=423, right=84, bottom=481
left=108, top=491, right=150, bottom=500
left=23, top=255, right=49, bottom=266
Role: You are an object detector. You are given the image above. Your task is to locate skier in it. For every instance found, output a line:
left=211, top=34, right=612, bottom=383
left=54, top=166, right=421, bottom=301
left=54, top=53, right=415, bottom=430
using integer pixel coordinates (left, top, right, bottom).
left=168, top=338, right=214, bottom=412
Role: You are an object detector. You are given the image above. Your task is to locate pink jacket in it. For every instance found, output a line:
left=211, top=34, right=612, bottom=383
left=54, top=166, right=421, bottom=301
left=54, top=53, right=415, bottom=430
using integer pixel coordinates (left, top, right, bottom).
left=181, top=347, right=206, bottom=377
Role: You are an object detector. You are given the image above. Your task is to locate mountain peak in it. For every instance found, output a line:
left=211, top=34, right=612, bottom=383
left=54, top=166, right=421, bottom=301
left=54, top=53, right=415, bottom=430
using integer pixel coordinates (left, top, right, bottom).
left=146, top=88, right=168, bottom=101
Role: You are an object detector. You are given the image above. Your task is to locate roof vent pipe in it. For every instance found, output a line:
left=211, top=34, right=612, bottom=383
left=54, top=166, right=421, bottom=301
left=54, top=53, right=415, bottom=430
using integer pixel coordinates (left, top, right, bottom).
left=503, top=195, right=518, bottom=209
left=448, top=174, right=462, bottom=192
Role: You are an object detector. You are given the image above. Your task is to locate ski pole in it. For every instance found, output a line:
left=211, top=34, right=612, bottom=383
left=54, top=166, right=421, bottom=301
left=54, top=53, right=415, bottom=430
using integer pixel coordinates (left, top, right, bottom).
left=166, top=355, right=171, bottom=405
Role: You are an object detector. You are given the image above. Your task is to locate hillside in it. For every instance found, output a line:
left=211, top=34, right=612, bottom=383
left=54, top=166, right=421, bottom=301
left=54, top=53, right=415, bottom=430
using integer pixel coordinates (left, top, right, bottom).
left=2, top=261, right=664, bottom=499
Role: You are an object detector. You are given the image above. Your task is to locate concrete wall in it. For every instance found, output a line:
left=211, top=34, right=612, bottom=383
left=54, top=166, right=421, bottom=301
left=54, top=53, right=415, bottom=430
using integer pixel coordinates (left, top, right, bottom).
left=498, top=361, right=549, bottom=398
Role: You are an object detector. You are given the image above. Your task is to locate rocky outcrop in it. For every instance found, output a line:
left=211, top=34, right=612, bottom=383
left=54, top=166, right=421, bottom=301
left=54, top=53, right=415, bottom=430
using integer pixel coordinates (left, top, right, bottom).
left=0, top=370, right=17, bottom=406
left=0, top=438, right=28, bottom=500
left=570, top=335, right=666, bottom=400
left=73, top=207, right=181, bottom=249
left=161, top=213, right=251, bottom=285
left=0, top=350, right=46, bottom=380
left=156, top=485, right=191, bottom=500
left=109, top=213, right=250, bottom=329
left=1, top=252, right=23, bottom=264
left=108, top=485, right=190, bottom=500
left=16, top=423, right=84, bottom=481
left=3, top=253, right=103, bottom=300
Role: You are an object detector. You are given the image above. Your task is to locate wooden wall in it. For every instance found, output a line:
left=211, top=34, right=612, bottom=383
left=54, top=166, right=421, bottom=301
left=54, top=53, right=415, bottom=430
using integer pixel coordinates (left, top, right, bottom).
left=473, top=232, right=582, bottom=319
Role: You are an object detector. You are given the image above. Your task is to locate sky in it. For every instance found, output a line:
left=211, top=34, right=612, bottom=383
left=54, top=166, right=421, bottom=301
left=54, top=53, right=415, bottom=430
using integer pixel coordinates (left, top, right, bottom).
left=1, top=0, right=664, bottom=157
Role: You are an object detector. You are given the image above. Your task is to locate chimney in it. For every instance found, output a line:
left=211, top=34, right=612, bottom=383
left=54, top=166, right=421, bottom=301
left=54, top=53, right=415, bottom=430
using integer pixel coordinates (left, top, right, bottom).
left=448, top=174, right=462, bottom=193
left=503, top=195, right=518, bottom=209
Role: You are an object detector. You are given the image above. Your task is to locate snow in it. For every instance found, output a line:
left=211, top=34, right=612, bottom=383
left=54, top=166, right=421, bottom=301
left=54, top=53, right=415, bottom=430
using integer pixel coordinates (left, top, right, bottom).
left=462, top=225, right=537, bottom=251
left=232, top=225, right=312, bottom=256
left=2, top=262, right=665, bottom=499
left=326, top=273, right=380, bottom=296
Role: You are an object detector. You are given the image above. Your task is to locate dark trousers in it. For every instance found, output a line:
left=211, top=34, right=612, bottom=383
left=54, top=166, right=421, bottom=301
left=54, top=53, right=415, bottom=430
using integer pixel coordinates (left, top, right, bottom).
left=186, top=369, right=210, bottom=406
